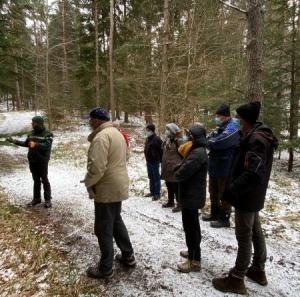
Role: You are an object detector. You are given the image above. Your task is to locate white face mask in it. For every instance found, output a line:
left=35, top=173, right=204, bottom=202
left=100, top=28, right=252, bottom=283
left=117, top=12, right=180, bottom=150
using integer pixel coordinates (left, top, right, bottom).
left=182, top=135, right=189, bottom=142
left=232, top=118, right=241, bottom=130
left=165, top=130, right=171, bottom=137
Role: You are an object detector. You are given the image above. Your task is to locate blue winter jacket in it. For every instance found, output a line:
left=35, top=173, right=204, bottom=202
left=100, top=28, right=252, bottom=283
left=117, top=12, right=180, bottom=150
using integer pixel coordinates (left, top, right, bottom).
left=207, top=118, right=239, bottom=179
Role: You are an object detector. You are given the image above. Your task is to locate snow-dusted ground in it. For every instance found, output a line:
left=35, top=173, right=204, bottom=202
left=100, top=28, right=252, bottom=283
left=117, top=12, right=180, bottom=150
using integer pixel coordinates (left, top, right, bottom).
left=0, top=109, right=299, bottom=296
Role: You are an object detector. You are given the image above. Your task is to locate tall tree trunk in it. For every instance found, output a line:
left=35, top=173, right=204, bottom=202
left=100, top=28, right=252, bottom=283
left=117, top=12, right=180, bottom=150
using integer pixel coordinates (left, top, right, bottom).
left=45, top=0, right=52, bottom=129
left=109, top=0, right=115, bottom=120
left=288, top=0, right=299, bottom=172
left=61, top=0, right=69, bottom=98
left=93, top=0, right=100, bottom=106
left=245, top=0, right=264, bottom=102
left=159, top=0, right=170, bottom=133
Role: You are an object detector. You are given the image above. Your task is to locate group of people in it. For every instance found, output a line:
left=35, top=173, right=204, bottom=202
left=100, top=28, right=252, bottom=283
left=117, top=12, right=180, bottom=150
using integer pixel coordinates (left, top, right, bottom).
left=6, top=101, right=278, bottom=294
left=143, top=101, right=278, bottom=294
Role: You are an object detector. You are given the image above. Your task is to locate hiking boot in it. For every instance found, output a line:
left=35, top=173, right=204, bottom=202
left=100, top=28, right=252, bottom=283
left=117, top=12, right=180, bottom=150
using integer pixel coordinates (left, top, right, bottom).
left=162, top=201, right=175, bottom=208
left=246, top=266, right=268, bottom=286
left=212, top=270, right=246, bottom=294
left=179, top=250, right=189, bottom=259
left=86, top=266, right=114, bottom=279
left=152, top=195, right=160, bottom=201
left=144, top=193, right=153, bottom=197
left=44, top=200, right=52, bottom=208
left=177, top=259, right=201, bottom=273
left=172, top=205, right=182, bottom=213
left=210, top=220, right=230, bottom=228
left=27, top=199, right=41, bottom=207
left=115, top=253, right=136, bottom=267
left=202, top=213, right=219, bottom=221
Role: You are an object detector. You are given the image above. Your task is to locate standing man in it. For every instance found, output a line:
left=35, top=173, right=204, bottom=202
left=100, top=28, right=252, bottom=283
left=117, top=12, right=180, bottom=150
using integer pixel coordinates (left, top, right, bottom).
left=202, top=104, right=239, bottom=228
left=144, top=124, right=163, bottom=201
left=84, top=107, right=135, bottom=279
left=6, top=115, right=53, bottom=208
left=212, top=101, right=278, bottom=294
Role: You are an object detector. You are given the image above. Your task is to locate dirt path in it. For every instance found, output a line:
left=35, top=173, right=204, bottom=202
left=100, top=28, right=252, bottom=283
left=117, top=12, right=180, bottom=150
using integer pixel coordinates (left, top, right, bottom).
left=1, top=145, right=299, bottom=296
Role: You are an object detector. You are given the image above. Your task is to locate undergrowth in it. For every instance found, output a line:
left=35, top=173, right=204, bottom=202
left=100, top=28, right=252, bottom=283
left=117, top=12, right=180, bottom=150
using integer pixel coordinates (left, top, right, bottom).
left=0, top=190, right=103, bottom=297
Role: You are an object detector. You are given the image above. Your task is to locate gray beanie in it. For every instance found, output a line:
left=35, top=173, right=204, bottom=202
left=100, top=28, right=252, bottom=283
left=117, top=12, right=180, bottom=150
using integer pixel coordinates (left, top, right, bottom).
left=166, top=123, right=180, bottom=134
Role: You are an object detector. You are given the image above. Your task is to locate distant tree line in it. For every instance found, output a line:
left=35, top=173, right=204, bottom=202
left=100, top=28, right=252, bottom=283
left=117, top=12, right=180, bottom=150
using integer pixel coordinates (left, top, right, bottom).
left=0, top=0, right=299, bottom=170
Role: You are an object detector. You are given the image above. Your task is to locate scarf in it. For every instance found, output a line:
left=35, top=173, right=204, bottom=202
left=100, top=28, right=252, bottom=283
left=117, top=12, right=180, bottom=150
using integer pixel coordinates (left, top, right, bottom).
left=178, top=141, right=193, bottom=158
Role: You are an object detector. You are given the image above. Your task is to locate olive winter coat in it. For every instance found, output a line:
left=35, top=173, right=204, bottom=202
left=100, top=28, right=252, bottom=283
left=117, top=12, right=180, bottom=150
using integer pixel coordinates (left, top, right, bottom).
left=84, top=121, right=129, bottom=203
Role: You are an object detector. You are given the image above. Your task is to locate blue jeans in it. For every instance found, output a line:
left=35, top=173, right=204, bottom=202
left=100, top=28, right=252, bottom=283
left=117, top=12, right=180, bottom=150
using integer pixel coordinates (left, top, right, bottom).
left=234, top=209, right=267, bottom=274
left=146, top=161, right=161, bottom=195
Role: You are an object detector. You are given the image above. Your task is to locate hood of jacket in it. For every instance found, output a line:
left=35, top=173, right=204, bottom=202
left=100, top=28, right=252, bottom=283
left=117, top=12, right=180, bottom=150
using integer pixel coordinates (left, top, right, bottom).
left=187, top=125, right=207, bottom=149
left=241, top=122, right=279, bottom=150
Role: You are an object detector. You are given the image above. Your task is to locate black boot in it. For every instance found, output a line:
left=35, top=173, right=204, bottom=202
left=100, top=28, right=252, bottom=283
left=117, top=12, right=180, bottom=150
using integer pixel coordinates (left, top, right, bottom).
left=210, top=209, right=230, bottom=228
left=202, top=205, right=219, bottom=221
left=27, top=198, right=41, bottom=207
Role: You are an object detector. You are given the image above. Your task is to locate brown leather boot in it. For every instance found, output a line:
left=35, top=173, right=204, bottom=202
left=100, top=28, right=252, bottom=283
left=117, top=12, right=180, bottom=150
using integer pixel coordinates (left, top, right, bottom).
left=246, top=266, right=268, bottom=286
left=162, top=201, right=175, bottom=208
left=172, top=204, right=182, bottom=212
left=212, top=270, right=246, bottom=294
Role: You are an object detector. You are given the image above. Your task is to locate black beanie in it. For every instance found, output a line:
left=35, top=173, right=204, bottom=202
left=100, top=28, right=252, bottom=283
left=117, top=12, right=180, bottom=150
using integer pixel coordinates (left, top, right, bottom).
left=146, top=124, right=155, bottom=132
left=215, top=104, right=230, bottom=117
left=236, top=101, right=261, bottom=124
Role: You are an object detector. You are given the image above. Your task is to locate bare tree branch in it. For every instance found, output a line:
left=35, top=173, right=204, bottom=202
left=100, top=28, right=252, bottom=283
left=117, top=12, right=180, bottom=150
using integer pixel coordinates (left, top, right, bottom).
left=219, top=0, right=247, bottom=14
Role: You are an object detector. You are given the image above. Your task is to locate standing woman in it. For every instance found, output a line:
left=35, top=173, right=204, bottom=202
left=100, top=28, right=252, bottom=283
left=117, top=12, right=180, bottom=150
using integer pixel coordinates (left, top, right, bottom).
left=174, top=124, right=208, bottom=273
left=161, top=123, right=183, bottom=212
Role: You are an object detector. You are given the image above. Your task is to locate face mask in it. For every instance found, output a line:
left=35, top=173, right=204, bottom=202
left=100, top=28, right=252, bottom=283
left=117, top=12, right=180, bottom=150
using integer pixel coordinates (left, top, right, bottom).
left=146, top=131, right=152, bottom=137
left=232, top=118, right=241, bottom=130
left=165, top=130, right=171, bottom=137
left=215, top=117, right=222, bottom=126
left=182, top=135, right=189, bottom=142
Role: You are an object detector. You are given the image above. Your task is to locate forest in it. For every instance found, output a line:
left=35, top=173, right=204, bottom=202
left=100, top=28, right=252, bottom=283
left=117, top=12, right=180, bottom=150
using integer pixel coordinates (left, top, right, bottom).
left=0, top=0, right=299, bottom=170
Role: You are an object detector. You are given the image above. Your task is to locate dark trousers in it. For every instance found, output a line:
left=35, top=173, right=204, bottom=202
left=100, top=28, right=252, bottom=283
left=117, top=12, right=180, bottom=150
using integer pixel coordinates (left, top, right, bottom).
left=209, top=176, right=231, bottom=213
left=166, top=181, right=179, bottom=203
left=29, top=162, right=51, bottom=201
left=182, top=207, right=201, bottom=261
left=146, top=161, right=161, bottom=195
left=234, top=209, right=267, bottom=275
left=94, top=201, right=134, bottom=272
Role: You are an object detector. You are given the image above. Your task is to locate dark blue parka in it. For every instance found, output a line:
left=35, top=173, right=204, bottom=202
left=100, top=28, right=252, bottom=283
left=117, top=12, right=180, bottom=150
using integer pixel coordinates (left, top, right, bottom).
left=223, top=123, right=278, bottom=212
left=207, top=118, right=239, bottom=179
left=15, top=127, right=53, bottom=163
left=174, top=125, right=208, bottom=210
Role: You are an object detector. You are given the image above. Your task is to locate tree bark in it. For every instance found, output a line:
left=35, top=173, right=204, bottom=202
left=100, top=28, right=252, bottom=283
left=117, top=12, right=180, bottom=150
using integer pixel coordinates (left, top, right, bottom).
left=109, top=0, right=115, bottom=120
left=245, top=0, right=264, bottom=102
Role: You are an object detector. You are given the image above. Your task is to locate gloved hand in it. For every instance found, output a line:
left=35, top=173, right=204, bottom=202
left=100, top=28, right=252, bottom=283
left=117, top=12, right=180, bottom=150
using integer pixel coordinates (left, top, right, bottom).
left=28, top=141, right=36, bottom=148
left=6, top=136, right=15, bottom=144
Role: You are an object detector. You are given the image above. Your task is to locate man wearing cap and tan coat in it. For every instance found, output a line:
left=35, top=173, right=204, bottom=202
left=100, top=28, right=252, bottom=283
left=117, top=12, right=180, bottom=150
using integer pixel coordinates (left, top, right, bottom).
left=6, top=115, right=53, bottom=208
left=84, top=107, right=135, bottom=279
left=212, top=101, right=278, bottom=294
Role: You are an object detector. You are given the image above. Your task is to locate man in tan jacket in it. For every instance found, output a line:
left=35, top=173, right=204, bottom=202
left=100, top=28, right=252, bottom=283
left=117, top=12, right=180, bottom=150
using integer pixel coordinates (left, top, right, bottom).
left=84, top=107, right=135, bottom=279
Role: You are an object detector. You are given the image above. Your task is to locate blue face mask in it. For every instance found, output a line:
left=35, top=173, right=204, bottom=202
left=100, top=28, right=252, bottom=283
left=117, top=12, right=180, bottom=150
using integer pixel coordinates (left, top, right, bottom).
left=215, top=117, right=222, bottom=126
left=232, top=118, right=241, bottom=130
left=165, top=130, right=171, bottom=137
left=182, top=135, right=189, bottom=142
left=146, top=131, right=152, bottom=137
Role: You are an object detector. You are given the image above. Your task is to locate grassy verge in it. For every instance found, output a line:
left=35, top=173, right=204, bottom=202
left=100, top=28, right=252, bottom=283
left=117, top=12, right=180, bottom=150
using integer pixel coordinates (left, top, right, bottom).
left=0, top=191, right=103, bottom=297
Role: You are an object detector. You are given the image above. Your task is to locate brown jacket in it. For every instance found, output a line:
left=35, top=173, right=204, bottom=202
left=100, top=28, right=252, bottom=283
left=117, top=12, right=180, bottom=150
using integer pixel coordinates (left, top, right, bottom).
left=161, top=138, right=183, bottom=182
left=84, top=121, right=129, bottom=203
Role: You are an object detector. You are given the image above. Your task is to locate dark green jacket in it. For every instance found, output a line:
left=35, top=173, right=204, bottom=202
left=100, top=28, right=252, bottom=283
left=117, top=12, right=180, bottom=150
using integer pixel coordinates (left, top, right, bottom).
left=15, top=128, right=54, bottom=163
